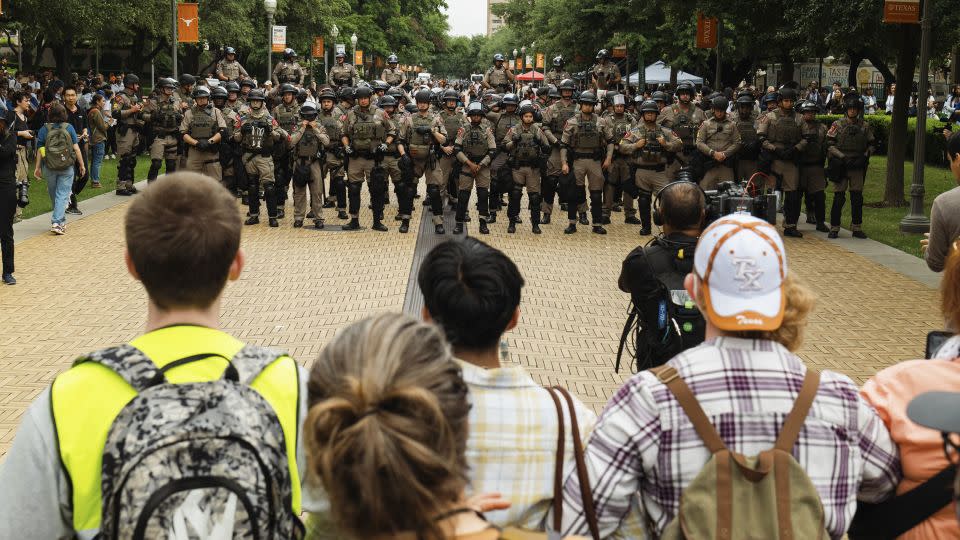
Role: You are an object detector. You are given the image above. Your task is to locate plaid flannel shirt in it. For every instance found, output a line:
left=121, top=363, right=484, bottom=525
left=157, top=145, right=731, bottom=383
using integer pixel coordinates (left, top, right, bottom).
left=559, top=337, right=901, bottom=539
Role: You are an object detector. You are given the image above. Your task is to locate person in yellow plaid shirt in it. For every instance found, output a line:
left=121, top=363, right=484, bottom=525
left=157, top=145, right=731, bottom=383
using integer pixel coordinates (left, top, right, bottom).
left=417, top=238, right=646, bottom=537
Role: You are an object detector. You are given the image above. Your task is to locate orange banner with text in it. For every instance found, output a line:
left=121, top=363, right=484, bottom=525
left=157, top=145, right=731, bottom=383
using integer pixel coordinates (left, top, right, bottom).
left=883, top=0, right=920, bottom=23
left=177, top=4, right=199, bottom=43
left=355, top=50, right=363, bottom=66
left=695, top=13, right=718, bottom=49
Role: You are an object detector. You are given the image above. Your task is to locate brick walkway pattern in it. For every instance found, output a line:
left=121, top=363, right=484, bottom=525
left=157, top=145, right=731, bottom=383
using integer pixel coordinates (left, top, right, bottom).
left=0, top=193, right=942, bottom=455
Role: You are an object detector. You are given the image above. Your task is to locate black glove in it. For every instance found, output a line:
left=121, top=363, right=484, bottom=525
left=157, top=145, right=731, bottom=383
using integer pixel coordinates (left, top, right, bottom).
left=241, top=124, right=253, bottom=134
left=344, top=145, right=353, bottom=156
left=196, top=139, right=209, bottom=151
left=377, top=143, right=388, bottom=154
left=415, top=125, right=432, bottom=135
left=399, top=154, right=412, bottom=169
left=778, top=146, right=794, bottom=160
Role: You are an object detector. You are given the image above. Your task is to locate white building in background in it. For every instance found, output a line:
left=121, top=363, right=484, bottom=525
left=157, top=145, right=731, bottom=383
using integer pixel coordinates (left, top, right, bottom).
left=487, top=0, right=508, bottom=36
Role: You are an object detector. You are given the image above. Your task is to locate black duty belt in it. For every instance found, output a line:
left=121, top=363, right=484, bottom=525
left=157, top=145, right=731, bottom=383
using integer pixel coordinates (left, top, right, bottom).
left=636, top=164, right=665, bottom=172
left=573, top=152, right=602, bottom=160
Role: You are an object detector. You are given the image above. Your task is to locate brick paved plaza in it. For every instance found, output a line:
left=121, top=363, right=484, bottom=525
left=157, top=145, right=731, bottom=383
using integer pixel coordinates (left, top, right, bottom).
left=0, top=188, right=944, bottom=455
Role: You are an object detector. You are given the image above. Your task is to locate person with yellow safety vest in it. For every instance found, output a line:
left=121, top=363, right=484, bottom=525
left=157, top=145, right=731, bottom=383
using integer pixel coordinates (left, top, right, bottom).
left=0, top=173, right=313, bottom=539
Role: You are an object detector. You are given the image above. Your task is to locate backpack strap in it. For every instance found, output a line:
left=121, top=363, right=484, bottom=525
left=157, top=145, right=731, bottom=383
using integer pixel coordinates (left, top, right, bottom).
left=552, top=386, right=600, bottom=540
left=651, top=365, right=726, bottom=454
left=229, top=344, right=288, bottom=385
left=543, top=387, right=566, bottom=533
left=74, top=345, right=164, bottom=392
left=774, top=369, right=820, bottom=453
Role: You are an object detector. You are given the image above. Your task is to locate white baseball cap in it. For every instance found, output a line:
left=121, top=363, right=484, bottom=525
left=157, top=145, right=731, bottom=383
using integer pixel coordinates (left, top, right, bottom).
left=693, top=214, right=787, bottom=331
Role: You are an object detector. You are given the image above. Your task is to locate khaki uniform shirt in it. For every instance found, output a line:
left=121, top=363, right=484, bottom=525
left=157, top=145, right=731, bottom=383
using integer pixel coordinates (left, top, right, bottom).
left=288, top=122, right=331, bottom=150
left=381, top=67, right=406, bottom=87
left=143, top=93, right=183, bottom=134
left=216, top=59, right=249, bottom=81
left=328, top=64, right=357, bottom=88
left=657, top=102, right=705, bottom=147
left=273, top=61, right=304, bottom=86
left=591, top=62, right=620, bottom=90
left=454, top=120, right=497, bottom=166
left=696, top=116, right=742, bottom=156
left=179, top=104, right=228, bottom=139
left=560, top=113, right=614, bottom=162
left=482, top=66, right=515, bottom=90
left=544, top=69, right=572, bottom=87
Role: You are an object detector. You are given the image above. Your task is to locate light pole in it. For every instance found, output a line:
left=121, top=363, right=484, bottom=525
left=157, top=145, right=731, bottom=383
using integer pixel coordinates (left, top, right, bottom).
left=264, top=0, right=277, bottom=84
left=900, top=0, right=933, bottom=233
left=351, top=33, right=358, bottom=78
left=329, top=24, right=339, bottom=85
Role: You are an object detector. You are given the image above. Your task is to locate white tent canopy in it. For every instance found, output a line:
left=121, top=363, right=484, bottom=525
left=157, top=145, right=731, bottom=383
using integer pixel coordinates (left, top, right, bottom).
left=627, top=61, right=703, bottom=85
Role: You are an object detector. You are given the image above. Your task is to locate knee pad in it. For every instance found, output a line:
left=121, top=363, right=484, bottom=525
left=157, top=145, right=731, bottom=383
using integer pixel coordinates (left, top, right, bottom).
left=262, top=182, right=276, bottom=198
left=529, top=192, right=543, bottom=209
left=511, top=184, right=524, bottom=197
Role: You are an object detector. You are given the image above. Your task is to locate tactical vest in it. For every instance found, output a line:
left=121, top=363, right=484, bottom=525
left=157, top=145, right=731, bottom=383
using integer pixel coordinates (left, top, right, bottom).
left=768, top=111, right=802, bottom=146
left=121, top=93, right=143, bottom=127
left=296, top=128, right=323, bottom=159
left=242, top=114, right=274, bottom=152
left=495, top=113, right=519, bottom=144
left=278, top=63, right=299, bottom=83
left=835, top=120, right=869, bottom=155
left=487, top=68, right=508, bottom=87
left=573, top=117, right=602, bottom=154
left=799, top=124, right=825, bottom=164
left=319, top=110, right=342, bottom=142
left=461, top=124, right=490, bottom=161
left=611, top=114, right=634, bottom=147
left=384, top=116, right=402, bottom=153
left=670, top=104, right=696, bottom=145
left=155, top=97, right=181, bottom=133
left=331, top=66, right=351, bottom=85
left=514, top=128, right=542, bottom=163
left=408, top=114, right=435, bottom=158
left=550, top=102, right=577, bottom=135
left=274, top=104, right=300, bottom=132
left=638, top=124, right=666, bottom=164
left=189, top=106, right=217, bottom=140
left=383, top=68, right=402, bottom=85
left=736, top=114, right=758, bottom=144
left=441, top=111, right=462, bottom=143
left=351, top=110, right=384, bottom=152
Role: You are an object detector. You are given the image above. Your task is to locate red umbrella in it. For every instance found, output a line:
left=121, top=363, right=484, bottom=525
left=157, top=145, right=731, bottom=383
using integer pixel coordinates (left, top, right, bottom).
left=515, top=70, right=544, bottom=81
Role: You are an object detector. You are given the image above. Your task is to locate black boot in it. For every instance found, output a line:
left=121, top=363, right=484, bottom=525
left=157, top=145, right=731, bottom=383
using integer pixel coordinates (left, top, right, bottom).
left=564, top=223, right=577, bottom=234
left=453, top=222, right=464, bottom=234
left=338, top=210, right=349, bottom=220
left=147, top=159, right=162, bottom=182
left=399, top=219, right=410, bottom=233
left=638, top=192, right=652, bottom=235
left=850, top=190, right=865, bottom=235
left=542, top=213, right=551, bottom=225
left=478, top=219, right=490, bottom=234
left=342, top=217, right=361, bottom=231
left=814, top=191, right=829, bottom=232
left=293, top=219, right=304, bottom=228
left=830, top=192, right=846, bottom=230
left=578, top=212, right=589, bottom=225
left=244, top=215, right=259, bottom=225
left=372, top=219, right=388, bottom=232
left=508, top=220, right=517, bottom=233
left=456, top=189, right=471, bottom=224
left=488, top=211, right=497, bottom=224
left=804, top=191, right=816, bottom=224
left=784, top=191, right=802, bottom=231
left=589, top=190, right=604, bottom=226
left=435, top=223, right=445, bottom=234
left=269, top=218, right=279, bottom=227
left=530, top=193, right=542, bottom=234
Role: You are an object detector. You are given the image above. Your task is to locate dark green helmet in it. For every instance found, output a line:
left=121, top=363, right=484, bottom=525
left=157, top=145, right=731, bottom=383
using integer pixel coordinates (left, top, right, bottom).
left=639, top=99, right=659, bottom=113
left=578, top=91, right=598, bottom=105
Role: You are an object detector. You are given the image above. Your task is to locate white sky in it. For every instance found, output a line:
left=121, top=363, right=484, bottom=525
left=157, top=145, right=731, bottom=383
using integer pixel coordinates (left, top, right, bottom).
left=442, top=0, right=487, bottom=37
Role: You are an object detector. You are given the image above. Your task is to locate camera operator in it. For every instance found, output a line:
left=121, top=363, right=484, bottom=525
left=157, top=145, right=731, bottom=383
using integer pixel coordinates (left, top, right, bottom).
left=616, top=180, right=706, bottom=372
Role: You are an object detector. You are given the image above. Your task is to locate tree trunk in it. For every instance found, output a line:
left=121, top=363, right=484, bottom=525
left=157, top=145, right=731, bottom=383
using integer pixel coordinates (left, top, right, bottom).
left=670, top=65, right=678, bottom=86
left=952, top=45, right=959, bottom=85
left=864, top=49, right=896, bottom=86
left=53, top=30, right=75, bottom=82
left=779, top=56, right=794, bottom=85
left=883, top=25, right=919, bottom=207
left=847, top=51, right=864, bottom=88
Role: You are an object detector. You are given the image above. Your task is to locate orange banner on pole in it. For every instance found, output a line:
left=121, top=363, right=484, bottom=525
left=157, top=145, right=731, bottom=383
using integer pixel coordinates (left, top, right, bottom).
left=536, top=53, right=544, bottom=69
left=355, top=50, right=363, bottom=66
left=883, top=0, right=920, bottom=23
left=695, top=12, right=718, bottom=49
left=312, top=37, right=325, bottom=58
left=612, top=46, right=627, bottom=59
left=515, top=58, right=522, bottom=71
left=177, top=3, right=199, bottom=43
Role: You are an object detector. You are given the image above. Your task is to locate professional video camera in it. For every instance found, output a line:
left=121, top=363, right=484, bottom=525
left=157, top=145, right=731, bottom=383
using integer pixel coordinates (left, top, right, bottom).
left=696, top=174, right=778, bottom=225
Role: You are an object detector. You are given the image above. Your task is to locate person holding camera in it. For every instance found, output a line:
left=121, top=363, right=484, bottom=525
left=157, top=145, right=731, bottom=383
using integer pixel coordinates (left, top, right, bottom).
left=617, top=180, right=706, bottom=372
left=826, top=92, right=874, bottom=239
left=0, top=115, right=18, bottom=284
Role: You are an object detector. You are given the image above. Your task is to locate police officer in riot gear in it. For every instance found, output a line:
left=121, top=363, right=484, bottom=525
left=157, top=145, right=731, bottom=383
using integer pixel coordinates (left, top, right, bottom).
left=235, top=89, right=288, bottom=227
left=540, top=78, right=579, bottom=224
left=273, top=48, right=304, bottom=87
left=482, top=54, right=515, bottom=93
left=180, top=86, right=227, bottom=183
left=591, top=49, right=621, bottom=91
left=381, top=54, right=407, bottom=88
left=239, top=78, right=256, bottom=104
left=289, top=103, right=331, bottom=229
left=545, top=56, right=572, bottom=88
left=438, top=89, right=464, bottom=210
left=216, top=47, right=249, bottom=82
left=340, top=85, right=397, bottom=231
left=212, top=86, right=244, bottom=197
left=316, top=87, right=348, bottom=219
left=486, top=93, right=521, bottom=224
left=328, top=52, right=358, bottom=90
left=658, top=81, right=705, bottom=174
left=734, top=91, right=761, bottom=183
left=271, top=83, right=301, bottom=217
left=504, top=101, right=551, bottom=234
left=798, top=100, right=830, bottom=233
left=398, top=89, right=448, bottom=234
left=604, top=94, right=639, bottom=225
left=176, top=74, right=196, bottom=109
left=112, top=74, right=144, bottom=195
left=560, top=91, right=614, bottom=235
left=142, top=77, right=182, bottom=182
left=758, top=86, right=807, bottom=237
left=452, top=102, right=497, bottom=235
left=619, top=99, right=683, bottom=235
left=826, top=92, right=875, bottom=239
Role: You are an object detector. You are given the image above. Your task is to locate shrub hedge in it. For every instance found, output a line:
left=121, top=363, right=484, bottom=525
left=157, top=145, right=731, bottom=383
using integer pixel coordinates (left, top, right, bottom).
left=815, top=114, right=951, bottom=165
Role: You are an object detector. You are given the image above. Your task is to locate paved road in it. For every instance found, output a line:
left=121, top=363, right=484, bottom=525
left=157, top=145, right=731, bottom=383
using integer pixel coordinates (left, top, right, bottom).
left=0, top=188, right=942, bottom=454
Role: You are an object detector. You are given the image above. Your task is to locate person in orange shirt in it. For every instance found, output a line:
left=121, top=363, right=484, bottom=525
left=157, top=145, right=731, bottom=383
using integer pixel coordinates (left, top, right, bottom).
left=853, top=246, right=960, bottom=539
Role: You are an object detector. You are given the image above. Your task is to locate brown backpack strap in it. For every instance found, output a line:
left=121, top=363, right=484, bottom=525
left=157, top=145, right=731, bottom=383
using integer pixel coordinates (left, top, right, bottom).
left=774, top=369, right=820, bottom=453
left=552, top=386, right=600, bottom=540
left=544, top=387, right=566, bottom=533
left=650, top=366, right=726, bottom=454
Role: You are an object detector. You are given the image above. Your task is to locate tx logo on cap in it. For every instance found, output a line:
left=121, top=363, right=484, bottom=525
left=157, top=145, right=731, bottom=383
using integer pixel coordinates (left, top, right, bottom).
left=732, top=256, right=763, bottom=291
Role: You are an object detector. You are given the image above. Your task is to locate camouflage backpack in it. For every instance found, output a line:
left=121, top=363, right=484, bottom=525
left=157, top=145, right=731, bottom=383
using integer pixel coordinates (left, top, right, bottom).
left=78, top=344, right=305, bottom=540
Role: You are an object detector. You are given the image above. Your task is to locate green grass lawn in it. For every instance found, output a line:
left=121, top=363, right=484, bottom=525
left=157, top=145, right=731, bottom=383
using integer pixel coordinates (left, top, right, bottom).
left=817, top=156, right=955, bottom=258
left=20, top=157, right=132, bottom=220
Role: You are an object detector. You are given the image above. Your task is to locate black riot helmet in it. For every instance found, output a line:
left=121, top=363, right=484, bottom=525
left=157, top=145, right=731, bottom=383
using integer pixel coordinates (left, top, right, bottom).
left=493, top=53, right=505, bottom=63
left=280, top=83, right=297, bottom=96
left=123, top=74, right=140, bottom=87
left=639, top=99, right=659, bottom=114
left=414, top=89, right=432, bottom=103
left=387, top=54, right=399, bottom=65
left=651, top=91, right=667, bottom=104
left=317, top=87, right=337, bottom=101
left=240, top=78, right=256, bottom=89
left=284, top=48, right=297, bottom=61
left=158, top=77, right=177, bottom=90
left=179, top=73, right=196, bottom=87
left=210, top=86, right=228, bottom=101
left=339, top=86, right=355, bottom=102
left=578, top=91, right=598, bottom=105
left=711, top=96, right=728, bottom=111
left=778, top=87, right=798, bottom=101
left=799, top=100, right=819, bottom=114
left=675, top=81, right=695, bottom=97
left=501, top=93, right=519, bottom=108
left=354, top=86, right=373, bottom=100
left=299, top=102, right=318, bottom=120
left=443, top=88, right=459, bottom=103
left=225, top=81, right=241, bottom=94
left=736, top=92, right=755, bottom=106
left=247, top=89, right=266, bottom=102
left=596, top=49, right=609, bottom=60
left=548, top=85, right=560, bottom=99
left=379, top=95, right=397, bottom=109
left=552, top=56, right=564, bottom=68
left=224, top=46, right=236, bottom=56
left=466, top=101, right=485, bottom=118
left=191, top=86, right=211, bottom=99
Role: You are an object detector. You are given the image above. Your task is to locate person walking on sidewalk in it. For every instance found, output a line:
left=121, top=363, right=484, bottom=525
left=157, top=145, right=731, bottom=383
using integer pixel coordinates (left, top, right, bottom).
left=0, top=115, right=18, bottom=284
left=34, top=103, right=85, bottom=235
